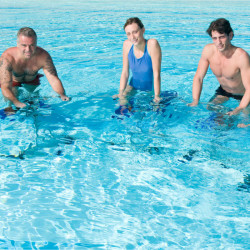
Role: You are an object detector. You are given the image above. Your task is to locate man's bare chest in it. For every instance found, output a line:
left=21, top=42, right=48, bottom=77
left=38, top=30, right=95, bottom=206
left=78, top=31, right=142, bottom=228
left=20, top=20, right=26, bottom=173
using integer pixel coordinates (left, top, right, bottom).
left=209, top=56, right=240, bottom=80
left=13, top=59, right=41, bottom=79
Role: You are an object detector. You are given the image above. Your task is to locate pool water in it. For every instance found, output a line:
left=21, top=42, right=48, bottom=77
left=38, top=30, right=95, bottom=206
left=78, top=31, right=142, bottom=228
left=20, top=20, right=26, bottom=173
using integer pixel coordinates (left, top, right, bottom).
left=0, top=0, right=249, bottom=249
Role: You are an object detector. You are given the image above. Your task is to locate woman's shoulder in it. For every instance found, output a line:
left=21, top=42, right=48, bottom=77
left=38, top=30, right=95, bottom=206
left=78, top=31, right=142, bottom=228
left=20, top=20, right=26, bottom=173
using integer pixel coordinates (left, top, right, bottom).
left=147, top=39, right=161, bottom=56
left=147, top=38, right=160, bottom=47
left=123, top=39, right=132, bottom=47
left=123, top=39, right=133, bottom=53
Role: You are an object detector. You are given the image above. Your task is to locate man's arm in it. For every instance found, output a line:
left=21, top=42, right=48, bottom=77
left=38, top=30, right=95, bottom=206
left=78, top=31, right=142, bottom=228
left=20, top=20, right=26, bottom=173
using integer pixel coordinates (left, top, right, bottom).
left=228, top=50, right=250, bottom=115
left=188, top=46, right=210, bottom=106
left=43, top=53, right=69, bottom=101
left=148, top=39, right=162, bottom=102
left=0, top=56, right=26, bottom=108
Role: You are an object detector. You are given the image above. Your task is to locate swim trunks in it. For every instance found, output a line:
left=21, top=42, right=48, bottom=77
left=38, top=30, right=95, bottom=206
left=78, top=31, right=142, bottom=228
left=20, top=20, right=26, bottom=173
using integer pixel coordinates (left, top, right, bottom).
left=128, top=41, right=153, bottom=91
left=0, top=74, right=43, bottom=88
left=215, top=86, right=243, bottom=100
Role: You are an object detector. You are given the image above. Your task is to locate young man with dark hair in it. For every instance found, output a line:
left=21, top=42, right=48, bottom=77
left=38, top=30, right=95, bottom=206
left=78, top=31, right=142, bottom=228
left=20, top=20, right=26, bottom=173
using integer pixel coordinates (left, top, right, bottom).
left=189, top=18, right=250, bottom=118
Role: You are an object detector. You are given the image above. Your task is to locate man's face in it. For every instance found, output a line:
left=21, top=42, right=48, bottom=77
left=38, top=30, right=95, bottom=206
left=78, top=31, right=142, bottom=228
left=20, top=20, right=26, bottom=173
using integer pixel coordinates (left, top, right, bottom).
left=17, top=35, right=37, bottom=59
left=211, top=30, right=232, bottom=52
left=125, top=23, right=145, bottom=45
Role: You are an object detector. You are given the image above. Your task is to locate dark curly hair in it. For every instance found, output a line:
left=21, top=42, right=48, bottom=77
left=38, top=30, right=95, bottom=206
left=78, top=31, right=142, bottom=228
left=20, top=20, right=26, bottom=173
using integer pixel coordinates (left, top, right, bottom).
left=206, top=18, right=234, bottom=38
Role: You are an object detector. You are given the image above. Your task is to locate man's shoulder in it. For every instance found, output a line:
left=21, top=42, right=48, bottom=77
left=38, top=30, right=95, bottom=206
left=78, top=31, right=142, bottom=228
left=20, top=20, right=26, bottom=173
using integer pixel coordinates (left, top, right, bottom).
left=201, top=43, right=215, bottom=59
left=234, top=47, right=250, bottom=66
left=2, top=47, right=17, bottom=56
left=235, top=47, right=250, bottom=58
left=0, top=47, right=17, bottom=63
left=35, top=46, right=49, bottom=57
left=203, top=43, right=215, bottom=52
left=34, top=47, right=52, bottom=65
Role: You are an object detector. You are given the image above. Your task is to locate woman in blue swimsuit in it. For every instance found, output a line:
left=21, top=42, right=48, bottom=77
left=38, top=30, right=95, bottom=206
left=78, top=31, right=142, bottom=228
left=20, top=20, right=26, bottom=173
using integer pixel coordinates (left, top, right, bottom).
left=113, top=17, right=162, bottom=103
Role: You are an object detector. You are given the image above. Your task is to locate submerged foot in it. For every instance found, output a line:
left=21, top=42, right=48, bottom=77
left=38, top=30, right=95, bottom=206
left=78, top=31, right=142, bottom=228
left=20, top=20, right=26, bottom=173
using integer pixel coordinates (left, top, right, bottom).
left=4, top=107, right=17, bottom=115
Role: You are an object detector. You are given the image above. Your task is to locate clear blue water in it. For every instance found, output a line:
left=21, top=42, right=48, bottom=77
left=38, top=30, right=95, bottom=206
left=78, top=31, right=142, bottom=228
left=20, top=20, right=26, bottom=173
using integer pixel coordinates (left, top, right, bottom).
left=0, top=0, right=249, bottom=249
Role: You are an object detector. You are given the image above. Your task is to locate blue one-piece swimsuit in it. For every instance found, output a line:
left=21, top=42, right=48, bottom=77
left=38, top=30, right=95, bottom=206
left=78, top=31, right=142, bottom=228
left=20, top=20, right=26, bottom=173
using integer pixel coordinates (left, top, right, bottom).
left=128, top=41, right=153, bottom=91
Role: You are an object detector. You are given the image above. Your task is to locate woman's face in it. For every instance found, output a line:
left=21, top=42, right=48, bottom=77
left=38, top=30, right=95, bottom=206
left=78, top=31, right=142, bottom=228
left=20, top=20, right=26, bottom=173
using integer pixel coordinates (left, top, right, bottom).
left=125, top=23, right=145, bottom=45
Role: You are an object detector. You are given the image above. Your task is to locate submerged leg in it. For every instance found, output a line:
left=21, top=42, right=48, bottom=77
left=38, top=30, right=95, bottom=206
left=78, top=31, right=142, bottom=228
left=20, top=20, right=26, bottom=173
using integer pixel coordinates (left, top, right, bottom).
left=237, top=106, right=250, bottom=128
left=207, top=94, right=229, bottom=111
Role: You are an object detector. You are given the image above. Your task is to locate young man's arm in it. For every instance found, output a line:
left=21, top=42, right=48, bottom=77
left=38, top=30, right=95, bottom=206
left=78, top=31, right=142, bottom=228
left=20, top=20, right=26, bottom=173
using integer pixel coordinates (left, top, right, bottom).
left=43, top=52, right=69, bottom=101
left=188, top=46, right=210, bottom=106
left=227, top=50, right=250, bottom=115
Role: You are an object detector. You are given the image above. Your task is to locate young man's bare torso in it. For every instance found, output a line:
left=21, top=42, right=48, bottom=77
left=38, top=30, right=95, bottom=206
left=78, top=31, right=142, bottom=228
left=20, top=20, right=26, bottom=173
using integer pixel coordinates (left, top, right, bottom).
left=189, top=19, right=250, bottom=117
left=206, top=44, right=246, bottom=95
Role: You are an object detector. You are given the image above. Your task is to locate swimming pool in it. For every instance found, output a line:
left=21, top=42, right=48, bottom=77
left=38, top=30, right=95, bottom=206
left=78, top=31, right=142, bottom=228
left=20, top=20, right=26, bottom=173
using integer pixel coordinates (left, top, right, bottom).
left=0, top=0, right=249, bottom=249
